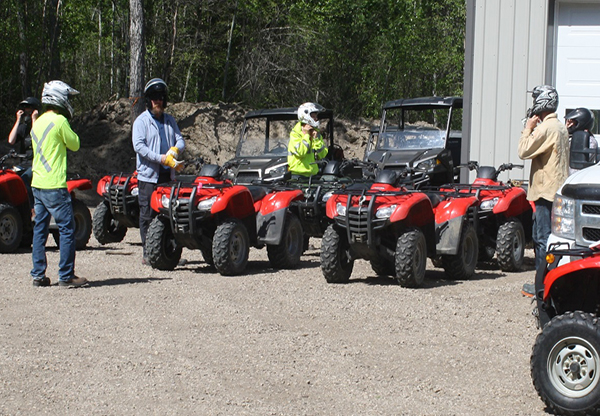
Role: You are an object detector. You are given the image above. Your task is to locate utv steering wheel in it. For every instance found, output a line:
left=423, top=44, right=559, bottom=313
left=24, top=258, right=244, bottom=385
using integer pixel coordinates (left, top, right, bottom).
left=270, top=141, right=288, bottom=154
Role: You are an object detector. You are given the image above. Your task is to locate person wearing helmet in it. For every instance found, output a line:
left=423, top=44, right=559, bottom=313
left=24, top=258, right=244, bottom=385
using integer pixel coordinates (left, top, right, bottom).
left=288, top=102, right=328, bottom=178
left=518, top=85, right=569, bottom=296
left=30, top=80, right=87, bottom=288
left=132, top=78, right=185, bottom=264
left=565, top=107, right=597, bottom=174
left=7, top=96, right=41, bottom=207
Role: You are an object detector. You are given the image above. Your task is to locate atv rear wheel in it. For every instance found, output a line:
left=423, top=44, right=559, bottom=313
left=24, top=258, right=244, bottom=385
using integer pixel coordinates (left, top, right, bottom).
left=496, top=218, right=525, bottom=272
left=267, top=214, right=303, bottom=269
left=92, top=201, right=127, bottom=244
left=320, top=224, right=353, bottom=283
left=531, top=311, right=600, bottom=416
left=370, top=255, right=395, bottom=276
left=395, top=228, right=427, bottom=288
left=213, top=219, right=249, bottom=276
left=146, top=216, right=182, bottom=270
left=442, top=224, right=478, bottom=280
left=0, top=204, right=23, bottom=253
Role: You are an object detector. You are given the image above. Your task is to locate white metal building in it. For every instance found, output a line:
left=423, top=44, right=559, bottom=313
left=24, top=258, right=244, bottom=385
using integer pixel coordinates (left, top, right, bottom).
left=463, top=0, right=600, bottom=182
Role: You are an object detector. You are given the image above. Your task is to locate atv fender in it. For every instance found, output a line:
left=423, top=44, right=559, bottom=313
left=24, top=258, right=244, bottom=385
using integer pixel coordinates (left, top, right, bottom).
left=434, top=196, right=478, bottom=223
left=67, top=178, right=92, bottom=193
left=436, top=216, right=466, bottom=255
left=493, top=188, right=531, bottom=218
left=0, top=171, right=28, bottom=207
left=389, top=193, right=434, bottom=227
left=211, top=185, right=255, bottom=218
left=256, top=189, right=303, bottom=245
left=543, top=255, right=600, bottom=302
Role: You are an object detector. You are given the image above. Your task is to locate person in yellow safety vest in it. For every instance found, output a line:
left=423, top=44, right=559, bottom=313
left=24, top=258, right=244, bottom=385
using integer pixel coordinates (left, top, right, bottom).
left=30, top=80, right=88, bottom=288
left=288, top=102, right=328, bottom=178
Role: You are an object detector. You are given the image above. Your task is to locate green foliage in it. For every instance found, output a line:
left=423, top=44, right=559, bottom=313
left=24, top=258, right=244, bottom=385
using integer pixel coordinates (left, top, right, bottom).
left=0, top=0, right=465, bottom=137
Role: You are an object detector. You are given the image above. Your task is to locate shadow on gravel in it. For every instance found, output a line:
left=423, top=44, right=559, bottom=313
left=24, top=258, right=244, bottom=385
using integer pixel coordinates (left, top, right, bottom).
left=346, top=268, right=505, bottom=287
left=476, top=258, right=536, bottom=273
left=86, top=277, right=171, bottom=287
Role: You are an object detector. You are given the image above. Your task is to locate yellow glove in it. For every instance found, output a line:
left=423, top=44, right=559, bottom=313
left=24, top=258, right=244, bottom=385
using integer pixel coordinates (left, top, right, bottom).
left=164, top=153, right=184, bottom=172
left=166, top=146, right=179, bottom=158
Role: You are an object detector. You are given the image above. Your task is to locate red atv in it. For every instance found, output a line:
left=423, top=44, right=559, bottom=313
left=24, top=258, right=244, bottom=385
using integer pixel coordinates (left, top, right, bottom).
left=145, top=160, right=305, bottom=275
left=93, top=172, right=139, bottom=244
left=451, top=161, right=533, bottom=271
left=530, top=242, right=600, bottom=415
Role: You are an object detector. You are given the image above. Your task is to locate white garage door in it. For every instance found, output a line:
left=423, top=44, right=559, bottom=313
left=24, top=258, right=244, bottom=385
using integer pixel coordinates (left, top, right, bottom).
left=556, top=2, right=600, bottom=128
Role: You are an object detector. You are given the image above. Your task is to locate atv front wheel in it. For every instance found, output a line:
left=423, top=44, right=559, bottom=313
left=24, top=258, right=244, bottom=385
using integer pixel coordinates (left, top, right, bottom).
left=213, top=219, right=249, bottom=276
left=395, top=228, right=427, bottom=288
left=146, top=216, right=182, bottom=270
left=531, top=311, right=600, bottom=416
left=442, top=224, right=478, bottom=280
left=92, top=201, right=127, bottom=244
left=370, top=255, right=395, bottom=276
left=267, top=214, right=303, bottom=269
left=0, top=204, right=23, bottom=253
left=496, top=218, right=525, bottom=272
left=320, top=224, right=354, bottom=283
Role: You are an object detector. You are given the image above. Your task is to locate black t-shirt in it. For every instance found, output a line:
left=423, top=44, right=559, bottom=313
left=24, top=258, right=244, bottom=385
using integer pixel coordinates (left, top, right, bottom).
left=15, top=121, right=32, bottom=156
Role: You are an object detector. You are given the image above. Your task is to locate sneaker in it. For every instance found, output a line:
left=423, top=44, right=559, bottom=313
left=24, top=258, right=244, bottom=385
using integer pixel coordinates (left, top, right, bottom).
left=32, top=277, right=51, bottom=287
left=521, top=283, right=535, bottom=298
left=58, top=276, right=88, bottom=288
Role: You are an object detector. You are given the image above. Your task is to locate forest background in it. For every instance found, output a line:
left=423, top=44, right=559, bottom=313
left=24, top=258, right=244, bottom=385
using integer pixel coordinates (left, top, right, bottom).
left=0, top=0, right=466, bottom=140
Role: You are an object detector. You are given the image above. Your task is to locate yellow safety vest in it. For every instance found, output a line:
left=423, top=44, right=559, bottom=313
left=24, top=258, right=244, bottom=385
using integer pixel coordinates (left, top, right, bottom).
left=287, top=122, right=328, bottom=176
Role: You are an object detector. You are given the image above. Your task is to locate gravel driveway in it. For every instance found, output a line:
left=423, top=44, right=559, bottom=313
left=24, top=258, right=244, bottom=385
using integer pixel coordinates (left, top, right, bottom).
left=0, top=224, right=548, bottom=415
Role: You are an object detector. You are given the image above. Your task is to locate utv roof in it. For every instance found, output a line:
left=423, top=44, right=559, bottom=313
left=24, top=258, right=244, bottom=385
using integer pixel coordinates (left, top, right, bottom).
left=382, top=96, right=463, bottom=110
left=244, top=107, right=333, bottom=120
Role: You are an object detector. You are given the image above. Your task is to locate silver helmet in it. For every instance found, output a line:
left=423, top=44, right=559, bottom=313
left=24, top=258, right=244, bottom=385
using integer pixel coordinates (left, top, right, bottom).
left=527, top=85, right=558, bottom=118
left=42, top=80, right=79, bottom=119
left=297, top=102, right=324, bottom=129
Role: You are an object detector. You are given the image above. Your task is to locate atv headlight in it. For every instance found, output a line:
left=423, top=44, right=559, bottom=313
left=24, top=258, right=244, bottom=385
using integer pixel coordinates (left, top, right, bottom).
left=480, top=197, right=499, bottom=211
left=197, top=196, right=217, bottom=211
left=416, top=158, right=437, bottom=171
left=336, top=202, right=347, bottom=216
left=552, top=195, right=575, bottom=239
left=104, top=182, right=110, bottom=193
left=131, top=187, right=139, bottom=197
left=322, top=191, right=333, bottom=202
left=161, top=194, right=170, bottom=208
left=265, top=163, right=288, bottom=178
left=376, top=204, right=397, bottom=219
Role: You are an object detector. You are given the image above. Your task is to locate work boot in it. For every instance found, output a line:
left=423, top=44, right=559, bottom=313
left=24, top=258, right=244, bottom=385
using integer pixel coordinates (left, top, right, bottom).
left=58, top=276, right=88, bottom=288
left=32, top=277, right=51, bottom=287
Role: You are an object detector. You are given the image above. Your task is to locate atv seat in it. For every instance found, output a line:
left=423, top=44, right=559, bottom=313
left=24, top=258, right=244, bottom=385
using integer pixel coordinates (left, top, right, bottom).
left=246, top=185, right=267, bottom=202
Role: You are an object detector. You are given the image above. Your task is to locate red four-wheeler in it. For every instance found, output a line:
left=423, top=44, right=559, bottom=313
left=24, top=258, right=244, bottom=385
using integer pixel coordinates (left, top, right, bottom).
left=93, top=172, right=140, bottom=244
left=445, top=161, right=533, bottom=271
left=145, top=160, right=305, bottom=275
left=530, top=242, right=600, bottom=415
left=320, top=168, right=477, bottom=287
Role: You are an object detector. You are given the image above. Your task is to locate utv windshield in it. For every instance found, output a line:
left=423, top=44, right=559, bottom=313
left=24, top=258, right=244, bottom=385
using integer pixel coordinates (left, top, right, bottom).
left=237, top=118, right=296, bottom=157
left=376, top=107, right=461, bottom=151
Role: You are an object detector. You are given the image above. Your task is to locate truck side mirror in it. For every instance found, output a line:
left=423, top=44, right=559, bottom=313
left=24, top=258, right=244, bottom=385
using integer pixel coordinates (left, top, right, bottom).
left=570, top=130, right=596, bottom=170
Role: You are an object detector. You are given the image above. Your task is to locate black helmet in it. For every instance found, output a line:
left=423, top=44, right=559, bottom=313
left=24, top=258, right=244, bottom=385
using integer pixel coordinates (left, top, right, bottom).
left=565, top=107, right=595, bottom=134
left=144, top=78, right=168, bottom=108
left=527, top=85, right=558, bottom=118
left=18, top=97, right=41, bottom=111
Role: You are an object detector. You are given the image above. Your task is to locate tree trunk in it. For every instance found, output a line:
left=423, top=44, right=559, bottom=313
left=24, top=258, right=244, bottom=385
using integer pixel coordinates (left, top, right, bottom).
left=129, top=0, right=145, bottom=122
left=16, top=0, right=29, bottom=96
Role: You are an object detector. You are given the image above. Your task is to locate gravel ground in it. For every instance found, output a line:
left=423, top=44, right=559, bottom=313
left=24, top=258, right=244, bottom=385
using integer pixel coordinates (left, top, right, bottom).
left=0, top=221, right=548, bottom=415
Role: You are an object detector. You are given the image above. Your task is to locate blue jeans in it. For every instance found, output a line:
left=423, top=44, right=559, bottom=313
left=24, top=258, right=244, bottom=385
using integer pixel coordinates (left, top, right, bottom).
left=31, top=188, right=76, bottom=282
left=533, top=199, right=553, bottom=272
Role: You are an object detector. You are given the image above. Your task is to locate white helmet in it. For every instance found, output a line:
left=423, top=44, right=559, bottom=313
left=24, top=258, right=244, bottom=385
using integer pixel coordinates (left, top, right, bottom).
left=298, top=102, right=324, bottom=129
left=42, top=80, right=80, bottom=119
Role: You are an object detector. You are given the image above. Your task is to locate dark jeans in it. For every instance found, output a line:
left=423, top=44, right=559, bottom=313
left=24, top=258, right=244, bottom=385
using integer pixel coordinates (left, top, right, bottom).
left=138, top=173, right=171, bottom=257
left=533, top=199, right=553, bottom=272
left=31, top=187, right=75, bottom=282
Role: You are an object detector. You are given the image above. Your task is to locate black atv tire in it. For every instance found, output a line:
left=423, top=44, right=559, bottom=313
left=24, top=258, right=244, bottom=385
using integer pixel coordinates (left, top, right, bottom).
left=320, top=224, right=353, bottom=283
left=92, top=201, right=127, bottom=244
left=72, top=199, right=92, bottom=250
left=496, top=218, right=525, bottom=272
left=370, top=256, right=395, bottom=276
left=146, top=216, right=182, bottom=271
left=442, top=224, right=478, bottom=280
left=213, top=219, right=249, bottom=276
left=200, top=246, right=214, bottom=266
left=478, top=244, right=496, bottom=262
left=531, top=311, right=600, bottom=416
left=267, top=214, right=303, bottom=269
left=0, top=204, right=23, bottom=253
left=395, top=228, right=427, bottom=288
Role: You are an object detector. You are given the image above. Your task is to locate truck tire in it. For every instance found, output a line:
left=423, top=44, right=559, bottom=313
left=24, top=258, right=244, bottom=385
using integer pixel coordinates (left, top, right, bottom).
left=0, top=204, right=23, bottom=253
left=395, top=228, right=427, bottom=288
left=496, top=218, right=525, bottom=272
left=267, top=214, right=303, bottom=269
left=531, top=311, right=600, bottom=416
left=213, top=219, right=249, bottom=276
left=442, top=224, right=478, bottom=280
left=72, top=199, right=92, bottom=250
left=320, top=224, right=353, bottom=283
left=92, top=201, right=127, bottom=244
left=146, top=216, right=182, bottom=271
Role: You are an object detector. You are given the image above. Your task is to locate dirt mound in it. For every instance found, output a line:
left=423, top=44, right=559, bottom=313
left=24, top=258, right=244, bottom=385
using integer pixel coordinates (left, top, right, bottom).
left=69, top=99, right=373, bottom=187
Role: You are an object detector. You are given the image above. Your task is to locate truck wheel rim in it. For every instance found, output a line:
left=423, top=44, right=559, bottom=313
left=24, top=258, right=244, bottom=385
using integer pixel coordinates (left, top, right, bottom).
left=547, top=336, right=600, bottom=398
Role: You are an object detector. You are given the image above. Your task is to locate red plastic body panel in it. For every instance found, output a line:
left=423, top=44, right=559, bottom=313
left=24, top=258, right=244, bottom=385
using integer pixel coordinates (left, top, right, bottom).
left=96, top=172, right=138, bottom=195
left=544, top=255, right=600, bottom=300
left=67, top=178, right=92, bottom=193
left=259, top=189, right=303, bottom=216
left=0, top=170, right=28, bottom=206
left=434, top=196, right=478, bottom=223
left=492, top=187, right=530, bottom=217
